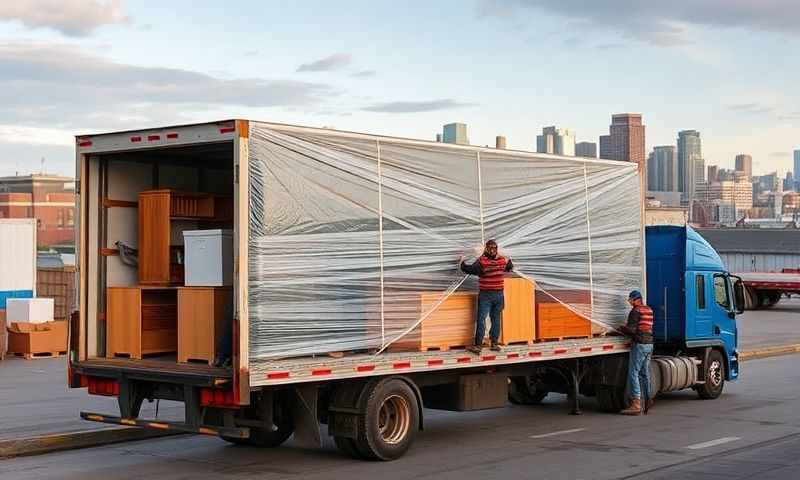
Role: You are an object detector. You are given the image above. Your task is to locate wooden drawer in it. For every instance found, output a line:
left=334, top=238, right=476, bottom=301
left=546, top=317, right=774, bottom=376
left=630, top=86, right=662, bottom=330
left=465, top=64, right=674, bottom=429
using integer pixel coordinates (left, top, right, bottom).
left=535, top=302, right=591, bottom=340
left=388, top=292, right=476, bottom=352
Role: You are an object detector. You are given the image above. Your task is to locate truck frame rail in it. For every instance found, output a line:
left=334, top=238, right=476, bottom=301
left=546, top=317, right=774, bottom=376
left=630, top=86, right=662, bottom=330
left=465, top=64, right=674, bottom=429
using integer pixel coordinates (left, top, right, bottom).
left=248, top=335, right=630, bottom=387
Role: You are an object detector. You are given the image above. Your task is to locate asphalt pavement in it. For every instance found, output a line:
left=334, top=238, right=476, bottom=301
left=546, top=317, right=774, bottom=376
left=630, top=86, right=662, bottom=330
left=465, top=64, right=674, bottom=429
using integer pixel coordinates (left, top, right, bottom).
left=1, top=353, right=799, bottom=479
left=0, top=355, right=182, bottom=441
left=736, top=297, right=800, bottom=350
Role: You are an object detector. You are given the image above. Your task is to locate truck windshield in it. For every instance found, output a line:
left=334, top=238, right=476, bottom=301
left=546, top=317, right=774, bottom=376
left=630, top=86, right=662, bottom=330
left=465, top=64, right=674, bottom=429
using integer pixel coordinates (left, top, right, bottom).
left=713, top=275, right=730, bottom=310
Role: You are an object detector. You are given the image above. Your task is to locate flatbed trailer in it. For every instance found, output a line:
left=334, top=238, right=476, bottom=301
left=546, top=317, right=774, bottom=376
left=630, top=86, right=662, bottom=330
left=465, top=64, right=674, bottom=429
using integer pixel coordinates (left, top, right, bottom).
left=69, top=120, right=739, bottom=461
left=737, top=272, right=800, bottom=309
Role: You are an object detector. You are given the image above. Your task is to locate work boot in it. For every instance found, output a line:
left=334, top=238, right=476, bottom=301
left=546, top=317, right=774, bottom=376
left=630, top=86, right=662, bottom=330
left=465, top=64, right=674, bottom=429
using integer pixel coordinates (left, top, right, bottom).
left=620, top=398, right=642, bottom=416
left=466, top=345, right=482, bottom=354
left=490, top=342, right=503, bottom=352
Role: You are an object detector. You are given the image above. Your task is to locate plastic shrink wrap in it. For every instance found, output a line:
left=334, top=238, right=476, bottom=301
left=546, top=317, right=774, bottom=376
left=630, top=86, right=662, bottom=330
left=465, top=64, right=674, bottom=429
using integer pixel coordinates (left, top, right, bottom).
left=248, top=123, right=643, bottom=360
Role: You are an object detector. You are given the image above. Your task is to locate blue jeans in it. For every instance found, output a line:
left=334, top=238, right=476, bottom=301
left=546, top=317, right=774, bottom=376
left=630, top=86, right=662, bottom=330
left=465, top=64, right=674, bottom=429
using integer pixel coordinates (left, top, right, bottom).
left=627, top=343, right=653, bottom=400
left=475, top=290, right=504, bottom=345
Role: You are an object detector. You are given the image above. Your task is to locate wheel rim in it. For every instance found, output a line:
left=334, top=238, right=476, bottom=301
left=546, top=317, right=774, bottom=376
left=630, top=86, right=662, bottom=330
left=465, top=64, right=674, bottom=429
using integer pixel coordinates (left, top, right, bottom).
left=708, top=360, right=723, bottom=387
left=378, top=394, right=411, bottom=445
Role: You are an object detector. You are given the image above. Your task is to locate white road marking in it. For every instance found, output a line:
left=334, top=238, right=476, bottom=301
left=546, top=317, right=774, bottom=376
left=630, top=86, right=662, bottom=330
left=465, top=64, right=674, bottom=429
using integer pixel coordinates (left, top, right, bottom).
left=529, top=428, right=586, bottom=439
left=686, top=437, right=741, bottom=450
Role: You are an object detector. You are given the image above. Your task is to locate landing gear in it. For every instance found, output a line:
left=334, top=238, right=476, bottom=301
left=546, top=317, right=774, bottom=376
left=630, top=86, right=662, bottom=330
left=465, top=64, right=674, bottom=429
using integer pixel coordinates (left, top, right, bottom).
left=508, top=376, right=549, bottom=405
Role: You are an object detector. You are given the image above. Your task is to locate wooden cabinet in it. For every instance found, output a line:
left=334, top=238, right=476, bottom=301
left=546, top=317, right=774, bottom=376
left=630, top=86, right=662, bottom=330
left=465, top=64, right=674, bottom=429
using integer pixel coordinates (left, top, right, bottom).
left=138, top=190, right=232, bottom=286
left=107, top=287, right=177, bottom=359
left=498, top=277, right=535, bottom=345
left=177, top=287, right=232, bottom=364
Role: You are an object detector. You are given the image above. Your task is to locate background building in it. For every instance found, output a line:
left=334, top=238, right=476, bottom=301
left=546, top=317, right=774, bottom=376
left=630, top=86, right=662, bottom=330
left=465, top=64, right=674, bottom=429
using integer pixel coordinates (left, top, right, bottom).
left=707, top=165, right=719, bottom=183
left=697, top=229, right=800, bottom=273
left=599, top=113, right=645, bottom=165
left=0, top=174, right=75, bottom=248
left=795, top=149, right=800, bottom=190
left=694, top=179, right=753, bottom=213
left=734, top=154, right=752, bottom=178
left=647, top=145, right=678, bottom=192
left=575, top=141, right=596, bottom=158
left=536, top=126, right=575, bottom=156
left=442, top=123, right=468, bottom=145
left=677, top=130, right=703, bottom=205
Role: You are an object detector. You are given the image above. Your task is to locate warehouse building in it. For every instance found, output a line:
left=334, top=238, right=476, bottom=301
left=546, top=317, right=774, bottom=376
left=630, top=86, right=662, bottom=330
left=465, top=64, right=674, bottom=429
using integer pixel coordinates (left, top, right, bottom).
left=696, top=228, right=800, bottom=273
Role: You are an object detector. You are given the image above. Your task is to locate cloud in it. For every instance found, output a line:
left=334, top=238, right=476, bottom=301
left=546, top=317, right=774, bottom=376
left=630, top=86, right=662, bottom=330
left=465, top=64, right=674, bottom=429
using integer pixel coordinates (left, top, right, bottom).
left=363, top=99, right=477, bottom=113
left=0, top=0, right=129, bottom=37
left=297, top=53, right=352, bottom=72
left=477, top=0, right=800, bottom=47
left=0, top=42, right=336, bottom=130
left=728, top=103, right=775, bottom=115
left=350, top=69, right=376, bottom=78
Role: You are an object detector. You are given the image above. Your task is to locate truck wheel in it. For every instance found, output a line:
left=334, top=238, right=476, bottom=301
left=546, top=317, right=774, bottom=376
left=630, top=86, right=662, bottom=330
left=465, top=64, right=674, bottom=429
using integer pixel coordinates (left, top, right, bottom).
left=697, top=350, right=725, bottom=400
left=355, top=378, right=419, bottom=461
left=222, top=391, right=294, bottom=447
left=508, top=376, right=548, bottom=405
left=596, top=385, right=625, bottom=413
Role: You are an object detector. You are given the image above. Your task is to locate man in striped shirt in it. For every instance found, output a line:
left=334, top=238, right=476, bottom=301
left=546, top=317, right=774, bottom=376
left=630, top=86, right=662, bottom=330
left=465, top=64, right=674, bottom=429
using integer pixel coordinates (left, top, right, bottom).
left=619, top=290, right=654, bottom=415
left=460, top=239, right=514, bottom=354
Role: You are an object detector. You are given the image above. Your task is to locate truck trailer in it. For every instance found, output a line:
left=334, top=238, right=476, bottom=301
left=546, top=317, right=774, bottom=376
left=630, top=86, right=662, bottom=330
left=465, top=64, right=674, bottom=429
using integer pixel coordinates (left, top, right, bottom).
left=70, top=120, right=743, bottom=460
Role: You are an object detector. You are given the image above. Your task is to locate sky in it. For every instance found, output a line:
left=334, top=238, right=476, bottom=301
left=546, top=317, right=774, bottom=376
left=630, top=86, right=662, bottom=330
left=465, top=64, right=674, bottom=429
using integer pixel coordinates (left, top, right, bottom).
left=0, top=0, right=799, bottom=178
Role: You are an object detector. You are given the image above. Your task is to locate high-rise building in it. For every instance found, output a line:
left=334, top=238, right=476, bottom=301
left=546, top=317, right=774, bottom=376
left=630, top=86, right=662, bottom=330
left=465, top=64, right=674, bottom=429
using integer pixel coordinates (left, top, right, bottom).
left=677, top=130, right=703, bottom=206
left=598, top=114, right=645, bottom=165
left=707, top=165, right=719, bottom=183
left=495, top=136, right=506, bottom=149
left=735, top=154, right=752, bottom=178
left=442, top=123, right=468, bottom=145
left=794, top=150, right=800, bottom=189
left=536, top=126, right=575, bottom=156
left=647, top=146, right=678, bottom=192
left=575, top=141, right=597, bottom=158
left=784, top=172, right=794, bottom=192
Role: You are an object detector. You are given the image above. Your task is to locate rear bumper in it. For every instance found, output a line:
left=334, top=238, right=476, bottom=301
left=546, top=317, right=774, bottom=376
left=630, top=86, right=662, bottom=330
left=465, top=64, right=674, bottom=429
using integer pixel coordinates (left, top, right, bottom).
left=80, top=411, right=249, bottom=439
left=72, top=359, right=232, bottom=388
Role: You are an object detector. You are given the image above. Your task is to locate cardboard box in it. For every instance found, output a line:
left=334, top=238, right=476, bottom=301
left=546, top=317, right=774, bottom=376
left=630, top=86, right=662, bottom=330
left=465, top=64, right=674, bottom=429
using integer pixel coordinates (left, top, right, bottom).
left=6, top=320, right=67, bottom=358
left=6, top=298, right=54, bottom=324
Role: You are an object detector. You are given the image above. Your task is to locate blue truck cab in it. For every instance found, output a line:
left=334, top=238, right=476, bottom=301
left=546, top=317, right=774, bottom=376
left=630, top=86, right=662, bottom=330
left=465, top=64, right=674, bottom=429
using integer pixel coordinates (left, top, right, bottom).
left=645, top=225, right=744, bottom=397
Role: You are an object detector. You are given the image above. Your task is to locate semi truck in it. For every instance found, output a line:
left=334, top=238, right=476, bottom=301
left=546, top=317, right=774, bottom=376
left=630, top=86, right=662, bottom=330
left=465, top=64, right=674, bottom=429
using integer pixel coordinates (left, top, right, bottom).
left=69, top=120, right=743, bottom=460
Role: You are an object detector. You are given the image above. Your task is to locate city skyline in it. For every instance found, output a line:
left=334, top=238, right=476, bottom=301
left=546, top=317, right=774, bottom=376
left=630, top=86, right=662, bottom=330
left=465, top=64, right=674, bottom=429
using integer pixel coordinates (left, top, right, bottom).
left=0, top=1, right=799, bottom=177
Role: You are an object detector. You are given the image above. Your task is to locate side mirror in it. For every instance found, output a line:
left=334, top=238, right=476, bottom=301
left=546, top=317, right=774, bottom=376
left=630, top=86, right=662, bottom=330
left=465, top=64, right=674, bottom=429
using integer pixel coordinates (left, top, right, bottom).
left=731, top=276, right=745, bottom=315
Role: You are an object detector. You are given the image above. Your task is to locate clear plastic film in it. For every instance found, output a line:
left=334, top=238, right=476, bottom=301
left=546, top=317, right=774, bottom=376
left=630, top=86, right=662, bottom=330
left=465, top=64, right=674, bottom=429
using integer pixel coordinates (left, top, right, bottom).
left=248, top=123, right=643, bottom=360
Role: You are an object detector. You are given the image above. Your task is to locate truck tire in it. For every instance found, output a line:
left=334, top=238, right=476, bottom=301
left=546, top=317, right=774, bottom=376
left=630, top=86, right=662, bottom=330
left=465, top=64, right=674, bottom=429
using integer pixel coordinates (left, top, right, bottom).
left=222, top=391, right=294, bottom=447
left=508, top=376, right=548, bottom=405
left=697, top=349, right=725, bottom=400
left=354, top=378, right=419, bottom=461
left=596, top=385, right=625, bottom=413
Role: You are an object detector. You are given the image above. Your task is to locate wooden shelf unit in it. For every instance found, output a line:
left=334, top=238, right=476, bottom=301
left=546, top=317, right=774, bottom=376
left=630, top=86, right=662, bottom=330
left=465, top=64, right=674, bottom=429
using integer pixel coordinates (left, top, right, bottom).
left=107, top=287, right=177, bottom=359
left=138, top=190, right=232, bottom=286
